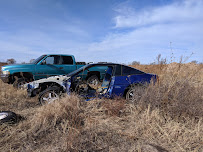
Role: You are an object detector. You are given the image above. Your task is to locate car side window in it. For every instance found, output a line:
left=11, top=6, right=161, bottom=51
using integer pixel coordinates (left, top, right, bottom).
left=61, top=56, right=73, bottom=65
left=44, top=55, right=60, bottom=65
left=122, top=66, right=144, bottom=76
left=114, top=65, right=122, bottom=76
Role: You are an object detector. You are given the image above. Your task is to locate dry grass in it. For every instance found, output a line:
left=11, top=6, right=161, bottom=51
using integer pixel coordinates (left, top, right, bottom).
left=0, top=63, right=202, bottom=152
left=0, top=63, right=7, bottom=67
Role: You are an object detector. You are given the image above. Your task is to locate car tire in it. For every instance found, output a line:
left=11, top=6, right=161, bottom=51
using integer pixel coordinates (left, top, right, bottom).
left=126, top=87, right=136, bottom=102
left=0, top=111, right=18, bottom=124
left=13, top=78, right=27, bottom=89
left=38, top=86, right=60, bottom=105
left=126, top=85, right=145, bottom=103
left=87, top=75, right=99, bottom=89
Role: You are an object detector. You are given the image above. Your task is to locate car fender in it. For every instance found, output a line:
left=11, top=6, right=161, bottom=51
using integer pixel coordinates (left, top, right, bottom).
left=26, top=75, right=70, bottom=90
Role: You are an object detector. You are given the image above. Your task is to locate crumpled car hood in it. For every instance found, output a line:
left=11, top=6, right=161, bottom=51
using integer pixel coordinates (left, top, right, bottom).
left=24, top=75, right=70, bottom=89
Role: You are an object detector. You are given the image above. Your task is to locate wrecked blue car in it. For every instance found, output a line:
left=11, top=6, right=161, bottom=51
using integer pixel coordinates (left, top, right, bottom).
left=26, top=63, right=157, bottom=104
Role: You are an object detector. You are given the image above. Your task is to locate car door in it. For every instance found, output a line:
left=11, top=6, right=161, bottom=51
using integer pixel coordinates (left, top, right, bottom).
left=111, top=65, right=133, bottom=96
left=34, top=55, right=64, bottom=80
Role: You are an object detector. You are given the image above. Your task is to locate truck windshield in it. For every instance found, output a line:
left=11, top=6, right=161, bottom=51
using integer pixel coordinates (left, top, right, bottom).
left=32, top=55, right=46, bottom=64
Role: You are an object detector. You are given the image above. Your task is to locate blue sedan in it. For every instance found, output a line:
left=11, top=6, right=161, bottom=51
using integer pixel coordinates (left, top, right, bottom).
left=65, top=63, right=157, bottom=101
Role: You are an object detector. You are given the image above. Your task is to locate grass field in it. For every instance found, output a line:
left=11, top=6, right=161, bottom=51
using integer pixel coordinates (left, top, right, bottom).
left=0, top=63, right=202, bottom=152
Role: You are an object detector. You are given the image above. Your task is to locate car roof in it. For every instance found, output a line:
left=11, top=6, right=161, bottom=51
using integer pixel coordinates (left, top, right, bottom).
left=87, top=62, right=123, bottom=67
left=67, top=62, right=122, bottom=76
left=67, top=62, right=146, bottom=77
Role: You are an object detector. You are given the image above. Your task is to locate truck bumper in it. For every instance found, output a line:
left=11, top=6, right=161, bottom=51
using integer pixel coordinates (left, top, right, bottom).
left=0, top=74, right=10, bottom=83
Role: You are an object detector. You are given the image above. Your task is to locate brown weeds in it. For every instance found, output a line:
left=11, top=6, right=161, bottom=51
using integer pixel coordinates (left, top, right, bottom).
left=0, top=63, right=202, bottom=151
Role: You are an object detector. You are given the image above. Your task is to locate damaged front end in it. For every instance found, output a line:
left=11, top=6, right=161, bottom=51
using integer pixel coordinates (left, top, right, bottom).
left=25, top=75, right=71, bottom=97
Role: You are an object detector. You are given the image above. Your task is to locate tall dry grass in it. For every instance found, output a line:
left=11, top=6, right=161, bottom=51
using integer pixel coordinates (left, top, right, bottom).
left=0, top=63, right=202, bottom=151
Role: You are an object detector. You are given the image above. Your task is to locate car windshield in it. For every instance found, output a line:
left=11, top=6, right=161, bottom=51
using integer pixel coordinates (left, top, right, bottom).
left=32, top=55, right=46, bottom=64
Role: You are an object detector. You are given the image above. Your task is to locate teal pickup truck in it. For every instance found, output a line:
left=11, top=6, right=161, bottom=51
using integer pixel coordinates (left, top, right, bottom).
left=1, top=54, right=106, bottom=88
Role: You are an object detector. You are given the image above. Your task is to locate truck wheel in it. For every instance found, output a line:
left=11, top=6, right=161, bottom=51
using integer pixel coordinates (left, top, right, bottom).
left=0, top=111, right=18, bottom=124
left=38, top=87, right=60, bottom=105
left=13, top=78, right=27, bottom=89
left=87, top=75, right=99, bottom=89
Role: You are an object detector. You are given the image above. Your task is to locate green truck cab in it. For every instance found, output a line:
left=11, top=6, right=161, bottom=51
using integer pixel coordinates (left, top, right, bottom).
left=1, top=54, right=106, bottom=88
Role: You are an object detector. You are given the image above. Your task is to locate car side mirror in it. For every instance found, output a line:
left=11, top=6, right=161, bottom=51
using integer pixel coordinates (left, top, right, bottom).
left=41, top=60, right=46, bottom=65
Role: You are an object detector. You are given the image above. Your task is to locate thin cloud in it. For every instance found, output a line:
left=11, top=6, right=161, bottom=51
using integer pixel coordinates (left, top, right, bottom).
left=83, top=0, right=203, bottom=63
left=114, top=0, right=203, bottom=28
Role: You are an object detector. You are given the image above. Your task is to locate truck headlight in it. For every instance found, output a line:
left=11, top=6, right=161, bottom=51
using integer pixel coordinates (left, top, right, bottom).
left=2, top=70, right=10, bottom=75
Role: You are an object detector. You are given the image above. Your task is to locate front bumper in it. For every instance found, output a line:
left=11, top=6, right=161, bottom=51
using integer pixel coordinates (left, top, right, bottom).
left=0, top=74, right=10, bottom=83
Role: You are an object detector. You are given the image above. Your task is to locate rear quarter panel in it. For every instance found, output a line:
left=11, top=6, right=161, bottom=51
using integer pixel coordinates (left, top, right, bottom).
left=110, top=73, right=156, bottom=97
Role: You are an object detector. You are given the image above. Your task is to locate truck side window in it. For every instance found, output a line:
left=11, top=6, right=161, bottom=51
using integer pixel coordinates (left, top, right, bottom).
left=61, top=56, right=73, bottom=65
left=44, top=55, right=60, bottom=65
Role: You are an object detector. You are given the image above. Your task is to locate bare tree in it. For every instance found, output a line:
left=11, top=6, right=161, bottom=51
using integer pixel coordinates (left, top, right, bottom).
left=156, top=54, right=161, bottom=64
left=6, top=58, right=16, bottom=64
left=131, top=61, right=140, bottom=65
left=191, top=60, right=198, bottom=64
left=149, top=62, right=156, bottom=65
left=30, top=59, right=35, bottom=63
left=156, top=54, right=166, bottom=65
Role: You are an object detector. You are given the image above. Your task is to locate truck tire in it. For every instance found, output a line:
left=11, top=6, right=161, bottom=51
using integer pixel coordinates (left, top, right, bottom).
left=38, top=86, right=60, bottom=105
left=0, top=111, right=18, bottom=124
left=13, top=78, right=27, bottom=89
left=87, top=75, right=99, bottom=89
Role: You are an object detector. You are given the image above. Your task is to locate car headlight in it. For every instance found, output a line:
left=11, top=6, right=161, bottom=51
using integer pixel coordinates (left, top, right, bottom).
left=27, top=82, right=39, bottom=89
left=2, top=70, right=10, bottom=75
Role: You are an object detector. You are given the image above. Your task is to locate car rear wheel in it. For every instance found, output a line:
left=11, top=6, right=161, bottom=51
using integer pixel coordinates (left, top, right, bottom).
left=126, top=85, right=145, bottom=103
left=38, top=87, right=60, bottom=105
left=126, top=87, right=136, bottom=102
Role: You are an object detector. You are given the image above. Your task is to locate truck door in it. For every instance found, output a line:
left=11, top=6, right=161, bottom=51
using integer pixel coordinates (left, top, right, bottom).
left=60, top=55, right=77, bottom=75
left=34, top=55, right=64, bottom=80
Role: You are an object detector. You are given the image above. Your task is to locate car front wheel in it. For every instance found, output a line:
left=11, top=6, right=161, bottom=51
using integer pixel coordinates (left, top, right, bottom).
left=38, top=87, right=60, bottom=105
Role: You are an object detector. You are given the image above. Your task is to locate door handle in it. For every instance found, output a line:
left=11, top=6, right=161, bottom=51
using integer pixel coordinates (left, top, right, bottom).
left=59, top=67, right=63, bottom=69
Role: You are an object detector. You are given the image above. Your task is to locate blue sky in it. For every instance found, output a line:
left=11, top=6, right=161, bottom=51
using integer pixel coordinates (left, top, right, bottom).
left=0, top=0, right=202, bottom=64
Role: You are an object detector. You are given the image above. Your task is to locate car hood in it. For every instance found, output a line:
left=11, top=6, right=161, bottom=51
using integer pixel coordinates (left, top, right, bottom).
left=24, top=75, right=71, bottom=89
